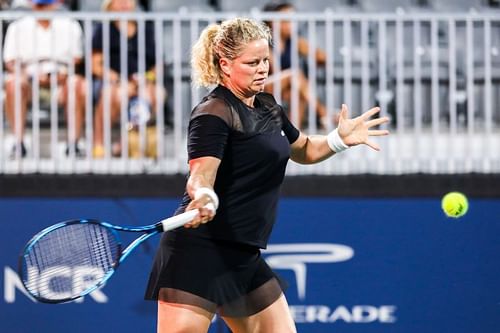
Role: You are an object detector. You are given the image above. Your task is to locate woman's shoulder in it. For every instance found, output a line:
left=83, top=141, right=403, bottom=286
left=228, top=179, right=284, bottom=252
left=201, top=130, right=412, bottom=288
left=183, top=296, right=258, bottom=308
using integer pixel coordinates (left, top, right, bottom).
left=194, top=95, right=230, bottom=114
left=255, top=91, right=278, bottom=108
left=191, top=94, right=234, bottom=127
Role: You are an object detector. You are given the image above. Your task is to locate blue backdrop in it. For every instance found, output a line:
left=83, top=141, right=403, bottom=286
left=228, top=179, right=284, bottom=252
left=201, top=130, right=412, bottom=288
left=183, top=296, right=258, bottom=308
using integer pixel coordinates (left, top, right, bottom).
left=1, top=197, right=499, bottom=332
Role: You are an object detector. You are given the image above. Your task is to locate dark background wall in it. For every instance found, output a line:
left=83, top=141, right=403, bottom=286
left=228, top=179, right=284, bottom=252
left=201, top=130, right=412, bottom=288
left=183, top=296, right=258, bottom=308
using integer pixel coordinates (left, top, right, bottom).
left=2, top=173, right=500, bottom=197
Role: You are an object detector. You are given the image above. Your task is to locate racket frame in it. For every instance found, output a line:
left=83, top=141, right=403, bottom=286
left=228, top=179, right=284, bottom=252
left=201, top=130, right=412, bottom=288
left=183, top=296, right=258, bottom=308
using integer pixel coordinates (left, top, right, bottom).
left=17, top=205, right=208, bottom=304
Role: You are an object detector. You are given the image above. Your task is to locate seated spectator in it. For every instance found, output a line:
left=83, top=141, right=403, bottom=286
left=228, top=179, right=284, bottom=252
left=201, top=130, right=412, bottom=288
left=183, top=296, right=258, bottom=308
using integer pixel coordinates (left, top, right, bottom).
left=92, top=0, right=164, bottom=158
left=263, top=1, right=336, bottom=130
left=11, top=0, right=75, bottom=11
left=3, top=0, right=86, bottom=157
left=0, top=0, right=11, bottom=10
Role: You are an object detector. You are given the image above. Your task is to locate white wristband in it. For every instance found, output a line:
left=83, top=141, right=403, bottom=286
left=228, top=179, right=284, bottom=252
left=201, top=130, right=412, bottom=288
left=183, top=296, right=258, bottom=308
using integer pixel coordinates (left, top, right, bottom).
left=327, top=128, right=349, bottom=153
left=194, top=187, right=219, bottom=210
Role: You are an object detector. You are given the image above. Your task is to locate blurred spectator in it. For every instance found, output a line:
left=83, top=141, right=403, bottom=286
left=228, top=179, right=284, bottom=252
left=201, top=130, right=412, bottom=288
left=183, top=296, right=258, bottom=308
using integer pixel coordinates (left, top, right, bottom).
left=0, top=0, right=11, bottom=10
left=92, top=0, right=163, bottom=158
left=263, top=1, right=336, bottom=130
left=10, top=0, right=74, bottom=11
left=9, top=0, right=29, bottom=9
left=3, top=0, right=86, bottom=157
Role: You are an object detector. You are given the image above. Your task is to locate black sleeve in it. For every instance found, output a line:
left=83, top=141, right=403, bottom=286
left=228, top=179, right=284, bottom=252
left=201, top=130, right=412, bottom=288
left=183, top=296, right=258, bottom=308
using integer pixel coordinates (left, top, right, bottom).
left=188, top=115, right=230, bottom=161
left=277, top=104, right=300, bottom=144
left=279, top=105, right=300, bottom=144
left=188, top=97, right=232, bottom=161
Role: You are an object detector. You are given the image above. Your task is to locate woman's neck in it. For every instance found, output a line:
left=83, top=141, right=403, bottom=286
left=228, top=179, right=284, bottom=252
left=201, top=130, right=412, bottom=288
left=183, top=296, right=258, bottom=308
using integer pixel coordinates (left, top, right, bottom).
left=220, top=82, right=255, bottom=108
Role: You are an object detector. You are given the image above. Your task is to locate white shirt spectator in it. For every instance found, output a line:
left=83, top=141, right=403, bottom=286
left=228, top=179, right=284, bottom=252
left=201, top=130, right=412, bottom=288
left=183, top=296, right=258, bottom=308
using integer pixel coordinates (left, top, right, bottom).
left=3, top=16, right=83, bottom=76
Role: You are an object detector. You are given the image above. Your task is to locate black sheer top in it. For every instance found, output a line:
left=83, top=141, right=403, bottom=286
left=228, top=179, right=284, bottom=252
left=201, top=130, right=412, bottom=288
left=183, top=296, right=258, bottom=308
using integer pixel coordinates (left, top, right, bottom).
left=174, top=85, right=299, bottom=248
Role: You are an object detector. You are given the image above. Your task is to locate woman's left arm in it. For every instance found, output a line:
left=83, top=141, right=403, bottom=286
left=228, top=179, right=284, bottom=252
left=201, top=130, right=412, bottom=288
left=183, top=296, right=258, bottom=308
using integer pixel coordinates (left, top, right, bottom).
left=290, top=104, right=390, bottom=164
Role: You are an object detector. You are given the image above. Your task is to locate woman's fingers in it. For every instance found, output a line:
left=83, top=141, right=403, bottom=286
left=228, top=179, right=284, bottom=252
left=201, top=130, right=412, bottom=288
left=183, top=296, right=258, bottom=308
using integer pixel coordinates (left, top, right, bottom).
left=341, top=105, right=384, bottom=125
left=337, top=105, right=389, bottom=150
left=339, top=104, right=349, bottom=122
left=365, top=116, right=390, bottom=128
left=360, top=106, right=381, bottom=120
left=367, top=129, right=390, bottom=137
left=183, top=201, right=216, bottom=228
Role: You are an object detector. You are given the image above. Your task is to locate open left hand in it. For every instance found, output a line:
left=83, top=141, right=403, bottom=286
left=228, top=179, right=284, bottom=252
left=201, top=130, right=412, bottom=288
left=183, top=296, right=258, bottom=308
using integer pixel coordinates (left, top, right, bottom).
left=337, top=104, right=390, bottom=151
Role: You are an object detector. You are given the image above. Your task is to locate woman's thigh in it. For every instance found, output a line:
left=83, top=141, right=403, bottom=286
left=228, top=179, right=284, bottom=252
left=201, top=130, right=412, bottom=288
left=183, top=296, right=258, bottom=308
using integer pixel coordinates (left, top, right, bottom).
left=222, top=294, right=296, bottom=333
left=157, top=301, right=214, bottom=333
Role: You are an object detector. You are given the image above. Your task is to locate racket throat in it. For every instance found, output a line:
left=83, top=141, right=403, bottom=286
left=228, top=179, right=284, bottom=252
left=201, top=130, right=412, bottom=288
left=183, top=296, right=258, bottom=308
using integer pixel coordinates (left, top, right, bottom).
left=153, top=222, right=165, bottom=232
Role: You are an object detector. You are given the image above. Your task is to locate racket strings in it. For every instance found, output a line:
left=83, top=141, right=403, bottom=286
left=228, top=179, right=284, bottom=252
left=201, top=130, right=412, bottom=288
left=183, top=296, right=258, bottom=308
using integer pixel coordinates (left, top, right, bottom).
left=21, top=223, right=120, bottom=301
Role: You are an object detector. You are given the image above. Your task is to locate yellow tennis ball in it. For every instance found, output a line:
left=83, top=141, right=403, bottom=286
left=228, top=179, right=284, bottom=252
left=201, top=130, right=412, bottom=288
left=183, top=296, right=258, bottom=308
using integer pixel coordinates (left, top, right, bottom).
left=441, top=192, right=468, bottom=218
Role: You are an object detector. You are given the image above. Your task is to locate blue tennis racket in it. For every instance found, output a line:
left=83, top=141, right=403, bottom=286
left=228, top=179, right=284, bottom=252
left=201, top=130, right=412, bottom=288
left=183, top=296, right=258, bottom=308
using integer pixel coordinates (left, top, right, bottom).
left=18, top=204, right=215, bottom=304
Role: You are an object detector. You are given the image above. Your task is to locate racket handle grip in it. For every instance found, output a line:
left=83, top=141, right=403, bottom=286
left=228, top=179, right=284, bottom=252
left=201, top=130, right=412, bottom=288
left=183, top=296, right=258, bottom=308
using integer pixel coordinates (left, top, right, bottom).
left=159, top=203, right=216, bottom=232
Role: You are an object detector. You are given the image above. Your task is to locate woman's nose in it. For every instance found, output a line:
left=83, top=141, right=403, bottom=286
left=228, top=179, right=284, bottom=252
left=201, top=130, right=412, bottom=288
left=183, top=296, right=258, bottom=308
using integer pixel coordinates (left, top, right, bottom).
left=258, top=60, right=268, bottom=73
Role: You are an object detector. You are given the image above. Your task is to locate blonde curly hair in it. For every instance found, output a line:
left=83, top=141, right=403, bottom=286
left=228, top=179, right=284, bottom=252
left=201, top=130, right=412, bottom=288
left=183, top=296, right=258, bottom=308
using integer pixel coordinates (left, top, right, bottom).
left=191, top=17, right=272, bottom=87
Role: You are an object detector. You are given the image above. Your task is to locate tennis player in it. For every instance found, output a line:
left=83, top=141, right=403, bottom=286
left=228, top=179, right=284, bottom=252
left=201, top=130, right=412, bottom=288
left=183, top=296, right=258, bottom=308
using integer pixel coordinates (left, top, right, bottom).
left=145, top=17, right=389, bottom=332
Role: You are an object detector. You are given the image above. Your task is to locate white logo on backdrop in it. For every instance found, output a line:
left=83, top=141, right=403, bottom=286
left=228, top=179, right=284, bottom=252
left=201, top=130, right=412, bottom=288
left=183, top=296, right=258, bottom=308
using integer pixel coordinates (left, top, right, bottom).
left=5, top=243, right=353, bottom=304
left=263, top=243, right=354, bottom=300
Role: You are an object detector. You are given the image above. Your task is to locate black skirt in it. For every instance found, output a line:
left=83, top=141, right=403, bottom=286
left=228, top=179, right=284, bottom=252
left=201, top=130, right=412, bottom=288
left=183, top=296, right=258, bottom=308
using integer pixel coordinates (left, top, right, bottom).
left=144, top=231, right=286, bottom=317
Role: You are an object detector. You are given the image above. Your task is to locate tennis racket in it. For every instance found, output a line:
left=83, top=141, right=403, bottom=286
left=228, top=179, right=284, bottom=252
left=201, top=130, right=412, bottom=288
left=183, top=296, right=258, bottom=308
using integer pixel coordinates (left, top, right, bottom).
left=18, top=204, right=215, bottom=304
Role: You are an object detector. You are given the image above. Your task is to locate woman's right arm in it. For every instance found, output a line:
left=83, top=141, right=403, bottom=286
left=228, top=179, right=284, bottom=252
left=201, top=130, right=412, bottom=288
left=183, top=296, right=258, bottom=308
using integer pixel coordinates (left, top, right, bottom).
left=187, top=156, right=220, bottom=197
left=182, top=99, right=231, bottom=228
left=183, top=156, right=221, bottom=228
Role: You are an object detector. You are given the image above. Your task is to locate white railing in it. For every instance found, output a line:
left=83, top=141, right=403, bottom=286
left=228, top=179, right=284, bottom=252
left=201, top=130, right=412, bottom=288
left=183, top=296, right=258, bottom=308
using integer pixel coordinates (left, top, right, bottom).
left=0, top=10, right=499, bottom=174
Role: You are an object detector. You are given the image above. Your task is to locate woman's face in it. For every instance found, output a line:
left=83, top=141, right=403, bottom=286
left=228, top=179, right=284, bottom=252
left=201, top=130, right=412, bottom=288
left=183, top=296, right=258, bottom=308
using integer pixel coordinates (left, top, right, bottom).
left=221, top=38, right=270, bottom=98
left=108, top=0, right=135, bottom=12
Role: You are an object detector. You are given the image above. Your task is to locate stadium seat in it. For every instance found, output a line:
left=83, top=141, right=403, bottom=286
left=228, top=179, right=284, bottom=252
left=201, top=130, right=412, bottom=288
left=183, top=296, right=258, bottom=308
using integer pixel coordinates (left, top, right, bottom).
left=78, top=0, right=102, bottom=11
left=150, top=0, right=213, bottom=12
left=217, top=0, right=270, bottom=12
left=361, top=0, right=429, bottom=13
left=431, top=0, right=483, bottom=12
left=294, top=0, right=342, bottom=12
